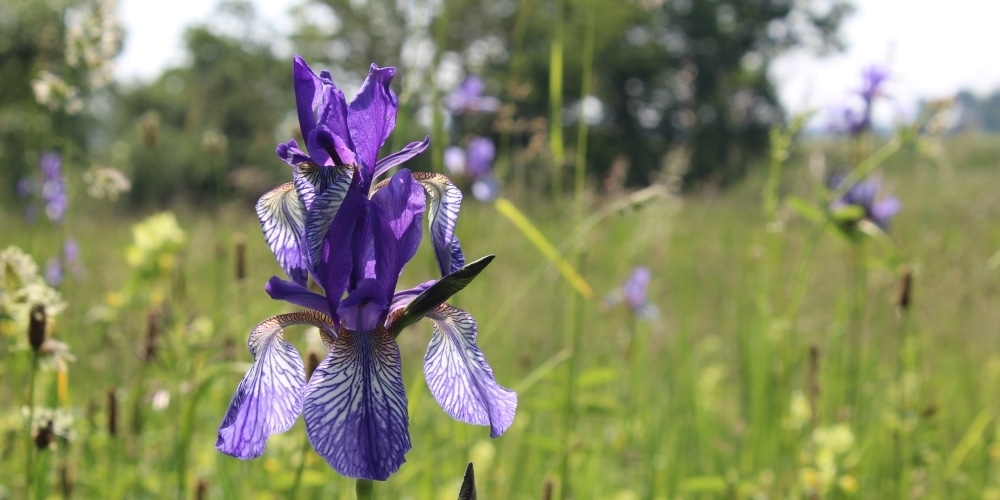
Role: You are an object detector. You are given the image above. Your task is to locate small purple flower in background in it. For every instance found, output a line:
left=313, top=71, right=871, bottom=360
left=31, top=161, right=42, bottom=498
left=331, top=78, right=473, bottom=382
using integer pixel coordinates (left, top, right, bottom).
left=45, top=258, right=63, bottom=287
left=606, top=266, right=659, bottom=319
left=828, top=173, right=901, bottom=231
left=444, top=137, right=500, bottom=202
left=858, top=65, right=889, bottom=103
left=39, top=152, right=68, bottom=222
left=43, top=238, right=85, bottom=287
left=217, top=56, right=516, bottom=481
left=446, top=75, right=501, bottom=115
left=828, top=65, right=890, bottom=137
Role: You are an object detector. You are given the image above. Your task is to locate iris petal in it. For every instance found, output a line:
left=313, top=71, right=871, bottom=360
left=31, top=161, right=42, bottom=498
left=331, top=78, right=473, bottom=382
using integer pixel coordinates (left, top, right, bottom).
left=348, top=64, right=398, bottom=179
left=265, top=276, right=330, bottom=315
left=217, top=311, right=338, bottom=459
left=303, top=327, right=410, bottom=480
left=373, top=137, right=430, bottom=180
left=304, top=167, right=354, bottom=269
left=256, top=182, right=308, bottom=285
left=293, top=162, right=351, bottom=213
left=423, top=304, right=517, bottom=438
left=370, top=169, right=425, bottom=298
left=412, top=172, right=466, bottom=276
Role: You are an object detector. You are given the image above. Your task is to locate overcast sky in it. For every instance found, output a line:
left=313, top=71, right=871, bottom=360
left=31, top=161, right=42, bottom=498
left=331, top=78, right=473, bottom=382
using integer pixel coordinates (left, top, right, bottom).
left=116, top=0, right=1000, bottom=121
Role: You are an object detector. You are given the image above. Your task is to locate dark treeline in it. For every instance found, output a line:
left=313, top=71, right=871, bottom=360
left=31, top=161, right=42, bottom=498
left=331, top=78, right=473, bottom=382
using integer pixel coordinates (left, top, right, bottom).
left=2, top=0, right=852, bottom=206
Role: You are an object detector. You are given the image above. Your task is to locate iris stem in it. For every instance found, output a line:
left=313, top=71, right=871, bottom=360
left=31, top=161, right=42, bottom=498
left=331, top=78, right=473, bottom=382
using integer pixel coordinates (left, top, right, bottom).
left=25, top=352, right=39, bottom=500
left=288, top=432, right=311, bottom=498
left=355, top=479, right=375, bottom=499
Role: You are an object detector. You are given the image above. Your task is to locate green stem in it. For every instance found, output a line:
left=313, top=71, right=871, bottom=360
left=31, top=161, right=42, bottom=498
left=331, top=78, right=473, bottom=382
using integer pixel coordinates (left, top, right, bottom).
left=288, top=433, right=311, bottom=499
left=574, top=9, right=596, bottom=204
left=25, top=353, right=39, bottom=500
left=355, top=479, right=375, bottom=500
left=548, top=0, right=565, bottom=200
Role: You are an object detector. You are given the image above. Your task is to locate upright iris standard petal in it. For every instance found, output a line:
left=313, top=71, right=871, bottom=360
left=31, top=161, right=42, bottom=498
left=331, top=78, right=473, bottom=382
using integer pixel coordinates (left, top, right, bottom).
left=317, top=178, right=370, bottom=320
left=217, top=311, right=337, bottom=459
left=423, top=304, right=517, bottom=438
left=347, top=64, right=398, bottom=179
left=303, top=327, right=411, bottom=480
left=370, top=169, right=425, bottom=296
left=256, top=182, right=308, bottom=285
left=411, top=172, right=465, bottom=275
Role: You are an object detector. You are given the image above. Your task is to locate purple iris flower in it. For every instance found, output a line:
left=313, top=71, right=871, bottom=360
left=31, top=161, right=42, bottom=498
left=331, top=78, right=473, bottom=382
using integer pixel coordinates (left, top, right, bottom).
left=829, top=174, right=901, bottom=231
left=39, top=152, right=67, bottom=222
left=829, top=65, right=890, bottom=137
left=859, top=65, right=889, bottom=103
left=617, top=266, right=658, bottom=319
left=217, top=56, right=516, bottom=481
left=445, top=76, right=501, bottom=115
left=443, top=137, right=500, bottom=202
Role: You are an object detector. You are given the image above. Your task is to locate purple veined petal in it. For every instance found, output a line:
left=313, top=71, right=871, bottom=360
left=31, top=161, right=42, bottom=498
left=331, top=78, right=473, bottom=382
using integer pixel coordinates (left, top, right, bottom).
left=348, top=64, right=398, bottom=180
left=303, top=166, right=354, bottom=270
left=372, top=137, right=430, bottom=181
left=303, top=327, right=411, bottom=480
left=256, top=182, right=308, bottom=285
left=370, top=169, right=425, bottom=297
left=217, top=310, right=338, bottom=459
left=265, top=276, right=330, bottom=315
left=411, top=171, right=465, bottom=276
left=423, top=304, right=517, bottom=438
left=293, top=162, right=351, bottom=213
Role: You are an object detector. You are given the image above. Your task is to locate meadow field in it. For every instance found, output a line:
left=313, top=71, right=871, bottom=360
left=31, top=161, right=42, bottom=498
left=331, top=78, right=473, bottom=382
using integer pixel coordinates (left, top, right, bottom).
left=3, top=128, right=999, bottom=499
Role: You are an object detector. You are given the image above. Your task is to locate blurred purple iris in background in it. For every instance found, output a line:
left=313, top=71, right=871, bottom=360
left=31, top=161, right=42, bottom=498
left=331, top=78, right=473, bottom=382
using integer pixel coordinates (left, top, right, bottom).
left=446, top=75, right=501, bottom=115
left=18, top=152, right=68, bottom=222
left=217, top=56, right=516, bottom=481
left=444, top=136, right=500, bottom=202
left=829, top=173, right=901, bottom=231
left=828, top=65, right=890, bottom=136
left=606, top=266, right=659, bottom=319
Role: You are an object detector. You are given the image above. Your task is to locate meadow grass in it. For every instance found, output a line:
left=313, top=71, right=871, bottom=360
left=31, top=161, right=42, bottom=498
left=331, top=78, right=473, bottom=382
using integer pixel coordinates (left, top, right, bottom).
left=2, top=133, right=1000, bottom=499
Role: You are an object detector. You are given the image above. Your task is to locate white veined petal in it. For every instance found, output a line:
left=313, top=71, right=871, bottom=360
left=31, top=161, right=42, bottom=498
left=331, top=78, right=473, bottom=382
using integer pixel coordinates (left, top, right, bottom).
left=413, top=171, right=465, bottom=276
left=256, top=182, right=308, bottom=284
left=423, top=304, right=516, bottom=438
left=303, top=327, right=411, bottom=480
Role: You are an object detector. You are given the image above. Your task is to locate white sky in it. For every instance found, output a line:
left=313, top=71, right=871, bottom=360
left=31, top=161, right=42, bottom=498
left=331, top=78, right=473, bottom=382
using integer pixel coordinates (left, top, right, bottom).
left=117, top=0, right=1000, bottom=120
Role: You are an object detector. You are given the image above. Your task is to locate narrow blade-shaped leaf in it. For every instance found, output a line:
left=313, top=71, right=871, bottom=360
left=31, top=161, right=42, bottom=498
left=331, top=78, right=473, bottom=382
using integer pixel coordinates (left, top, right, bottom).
left=388, top=255, right=494, bottom=335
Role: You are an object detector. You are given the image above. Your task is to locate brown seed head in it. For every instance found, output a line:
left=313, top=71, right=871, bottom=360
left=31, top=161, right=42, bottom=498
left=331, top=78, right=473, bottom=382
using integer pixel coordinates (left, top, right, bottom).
left=234, top=233, right=247, bottom=282
left=28, top=303, right=47, bottom=351
left=895, top=267, right=914, bottom=311
left=107, top=387, right=119, bottom=437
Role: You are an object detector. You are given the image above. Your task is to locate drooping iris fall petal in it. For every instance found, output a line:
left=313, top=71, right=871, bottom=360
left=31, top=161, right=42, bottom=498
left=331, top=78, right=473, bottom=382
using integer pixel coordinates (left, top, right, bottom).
left=303, top=327, right=410, bottom=480
left=422, top=304, right=517, bottom=438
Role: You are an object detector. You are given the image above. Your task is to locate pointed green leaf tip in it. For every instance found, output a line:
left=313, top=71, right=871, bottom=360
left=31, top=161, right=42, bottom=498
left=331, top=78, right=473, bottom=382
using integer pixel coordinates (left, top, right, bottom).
left=458, top=462, right=477, bottom=500
left=390, top=255, right=494, bottom=336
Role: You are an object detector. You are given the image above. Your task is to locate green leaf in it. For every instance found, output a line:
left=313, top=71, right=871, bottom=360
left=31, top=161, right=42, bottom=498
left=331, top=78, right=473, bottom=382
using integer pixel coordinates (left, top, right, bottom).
left=389, top=255, right=494, bottom=336
left=458, top=463, right=477, bottom=500
left=785, top=196, right=824, bottom=224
